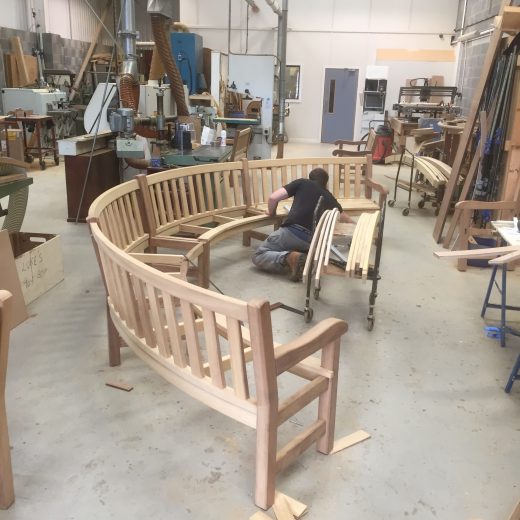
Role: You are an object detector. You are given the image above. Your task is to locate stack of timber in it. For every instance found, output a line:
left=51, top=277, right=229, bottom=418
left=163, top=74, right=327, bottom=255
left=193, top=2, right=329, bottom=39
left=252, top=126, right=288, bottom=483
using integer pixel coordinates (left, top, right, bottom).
left=4, top=37, right=37, bottom=87
left=433, top=2, right=520, bottom=245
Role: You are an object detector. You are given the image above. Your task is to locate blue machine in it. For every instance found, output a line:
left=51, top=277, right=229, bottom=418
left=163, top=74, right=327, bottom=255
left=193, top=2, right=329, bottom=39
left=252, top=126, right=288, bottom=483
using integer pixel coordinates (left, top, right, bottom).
left=170, top=32, right=203, bottom=95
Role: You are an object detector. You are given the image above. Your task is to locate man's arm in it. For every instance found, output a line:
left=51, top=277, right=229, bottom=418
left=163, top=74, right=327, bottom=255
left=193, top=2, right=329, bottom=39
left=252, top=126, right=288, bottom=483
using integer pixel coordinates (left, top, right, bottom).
left=339, top=212, right=355, bottom=223
left=266, top=187, right=289, bottom=216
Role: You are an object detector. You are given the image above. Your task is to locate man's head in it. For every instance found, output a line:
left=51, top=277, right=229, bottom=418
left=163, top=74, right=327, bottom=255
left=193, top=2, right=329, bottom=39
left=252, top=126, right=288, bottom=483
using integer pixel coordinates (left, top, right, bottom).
left=309, top=168, right=329, bottom=188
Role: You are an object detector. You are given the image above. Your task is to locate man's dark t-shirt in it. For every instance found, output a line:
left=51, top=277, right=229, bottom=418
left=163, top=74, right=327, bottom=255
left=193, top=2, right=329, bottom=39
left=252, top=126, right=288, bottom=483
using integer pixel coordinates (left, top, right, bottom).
left=282, top=178, right=342, bottom=232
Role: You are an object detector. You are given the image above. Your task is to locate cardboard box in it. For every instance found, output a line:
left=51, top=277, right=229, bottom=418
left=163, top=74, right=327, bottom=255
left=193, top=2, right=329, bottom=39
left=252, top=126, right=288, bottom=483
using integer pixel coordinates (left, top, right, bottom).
left=7, top=129, right=24, bottom=162
left=9, top=232, right=64, bottom=305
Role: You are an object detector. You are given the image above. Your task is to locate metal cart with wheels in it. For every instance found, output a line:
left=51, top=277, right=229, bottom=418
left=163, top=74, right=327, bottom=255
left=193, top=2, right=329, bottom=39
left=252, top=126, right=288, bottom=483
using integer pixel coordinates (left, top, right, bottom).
left=302, top=204, right=386, bottom=330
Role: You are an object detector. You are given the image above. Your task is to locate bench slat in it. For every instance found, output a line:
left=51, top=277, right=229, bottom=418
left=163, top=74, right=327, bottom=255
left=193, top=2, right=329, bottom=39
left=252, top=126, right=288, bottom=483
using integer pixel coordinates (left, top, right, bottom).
left=169, top=179, right=182, bottom=220
left=155, top=182, right=167, bottom=226
left=180, top=301, right=204, bottom=377
left=204, top=173, right=214, bottom=211
left=187, top=176, right=197, bottom=214
left=130, top=191, right=145, bottom=237
left=147, top=285, right=171, bottom=357
left=162, top=180, right=174, bottom=222
left=195, top=174, right=206, bottom=213
left=178, top=179, right=190, bottom=218
left=134, top=277, right=156, bottom=346
left=223, top=170, right=232, bottom=207
left=227, top=317, right=249, bottom=400
left=202, top=309, right=226, bottom=389
left=215, top=172, right=223, bottom=209
left=122, top=194, right=138, bottom=240
left=163, top=295, right=188, bottom=367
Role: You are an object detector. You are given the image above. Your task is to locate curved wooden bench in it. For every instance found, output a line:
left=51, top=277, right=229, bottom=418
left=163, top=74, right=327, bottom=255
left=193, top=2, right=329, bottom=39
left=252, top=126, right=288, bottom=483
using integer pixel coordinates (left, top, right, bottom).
left=89, top=215, right=348, bottom=510
left=87, top=154, right=393, bottom=506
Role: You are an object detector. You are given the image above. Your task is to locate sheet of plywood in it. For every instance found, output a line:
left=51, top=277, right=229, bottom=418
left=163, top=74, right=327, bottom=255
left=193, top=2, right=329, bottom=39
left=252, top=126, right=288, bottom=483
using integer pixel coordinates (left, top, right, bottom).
left=10, top=37, right=29, bottom=86
left=0, top=230, right=27, bottom=329
left=376, top=49, right=455, bottom=62
left=4, top=53, right=38, bottom=87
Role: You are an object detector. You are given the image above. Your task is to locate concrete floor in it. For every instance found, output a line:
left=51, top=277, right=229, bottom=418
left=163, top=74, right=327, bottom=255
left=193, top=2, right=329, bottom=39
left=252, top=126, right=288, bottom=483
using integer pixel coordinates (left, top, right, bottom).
left=2, top=142, right=519, bottom=519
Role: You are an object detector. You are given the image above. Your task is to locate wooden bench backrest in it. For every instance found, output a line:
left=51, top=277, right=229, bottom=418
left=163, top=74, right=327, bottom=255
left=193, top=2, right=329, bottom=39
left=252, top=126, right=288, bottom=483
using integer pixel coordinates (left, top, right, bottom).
left=88, top=180, right=147, bottom=252
left=229, top=127, right=252, bottom=161
left=90, top=222, right=275, bottom=427
left=246, top=156, right=373, bottom=205
left=140, top=161, right=247, bottom=235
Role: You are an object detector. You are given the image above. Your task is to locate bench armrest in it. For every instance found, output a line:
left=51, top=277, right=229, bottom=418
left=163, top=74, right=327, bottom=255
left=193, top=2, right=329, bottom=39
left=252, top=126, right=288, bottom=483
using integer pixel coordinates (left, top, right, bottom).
left=275, top=318, right=348, bottom=375
left=365, top=178, right=388, bottom=206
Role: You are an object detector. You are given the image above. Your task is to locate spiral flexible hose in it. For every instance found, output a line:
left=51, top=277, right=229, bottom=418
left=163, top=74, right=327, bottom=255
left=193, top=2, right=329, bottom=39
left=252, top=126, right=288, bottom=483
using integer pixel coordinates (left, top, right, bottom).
left=151, top=14, right=189, bottom=116
left=119, top=73, right=140, bottom=110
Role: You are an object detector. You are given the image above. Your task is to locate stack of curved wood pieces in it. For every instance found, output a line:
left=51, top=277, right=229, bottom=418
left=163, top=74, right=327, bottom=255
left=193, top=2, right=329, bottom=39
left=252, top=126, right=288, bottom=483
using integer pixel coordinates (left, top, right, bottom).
left=385, top=152, right=455, bottom=189
left=303, top=209, right=380, bottom=286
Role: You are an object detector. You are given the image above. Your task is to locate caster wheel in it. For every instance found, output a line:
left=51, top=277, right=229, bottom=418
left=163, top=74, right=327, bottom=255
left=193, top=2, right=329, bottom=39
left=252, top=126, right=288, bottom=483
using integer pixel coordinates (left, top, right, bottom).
left=388, top=200, right=395, bottom=208
left=39, top=161, right=46, bottom=170
left=304, top=307, right=314, bottom=323
left=54, top=156, right=59, bottom=166
left=313, top=287, right=320, bottom=300
left=25, top=154, right=34, bottom=164
left=367, top=317, right=374, bottom=331
left=402, top=207, right=409, bottom=216
left=418, top=200, right=425, bottom=209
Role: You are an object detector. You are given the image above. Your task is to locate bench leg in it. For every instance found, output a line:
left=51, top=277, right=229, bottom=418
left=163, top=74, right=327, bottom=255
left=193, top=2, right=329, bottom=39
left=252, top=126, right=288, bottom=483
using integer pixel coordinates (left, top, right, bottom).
left=107, top=304, right=122, bottom=367
left=243, top=230, right=252, bottom=247
left=255, top=412, right=277, bottom=509
left=316, top=338, right=341, bottom=454
left=198, top=242, right=210, bottom=289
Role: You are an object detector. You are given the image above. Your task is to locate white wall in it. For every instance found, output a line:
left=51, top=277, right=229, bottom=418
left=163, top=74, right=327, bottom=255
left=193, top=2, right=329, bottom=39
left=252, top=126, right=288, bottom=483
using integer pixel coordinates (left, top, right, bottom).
left=1, top=0, right=115, bottom=43
left=180, top=0, right=459, bottom=142
left=2, top=0, right=30, bottom=31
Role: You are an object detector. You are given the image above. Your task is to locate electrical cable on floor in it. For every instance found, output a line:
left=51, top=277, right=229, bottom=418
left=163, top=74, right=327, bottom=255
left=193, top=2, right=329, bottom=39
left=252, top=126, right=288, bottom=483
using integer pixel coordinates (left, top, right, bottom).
left=74, top=3, right=123, bottom=224
left=182, top=254, right=225, bottom=295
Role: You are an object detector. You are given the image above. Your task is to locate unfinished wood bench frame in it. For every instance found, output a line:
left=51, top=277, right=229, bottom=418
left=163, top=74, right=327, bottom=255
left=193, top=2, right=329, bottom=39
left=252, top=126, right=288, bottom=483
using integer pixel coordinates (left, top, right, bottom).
left=89, top=156, right=399, bottom=508
left=88, top=157, right=386, bottom=367
left=88, top=217, right=348, bottom=509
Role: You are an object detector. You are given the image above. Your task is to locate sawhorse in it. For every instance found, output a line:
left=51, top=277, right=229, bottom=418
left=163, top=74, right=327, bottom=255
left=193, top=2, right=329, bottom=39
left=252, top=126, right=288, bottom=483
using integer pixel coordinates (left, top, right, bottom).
left=481, top=263, right=520, bottom=393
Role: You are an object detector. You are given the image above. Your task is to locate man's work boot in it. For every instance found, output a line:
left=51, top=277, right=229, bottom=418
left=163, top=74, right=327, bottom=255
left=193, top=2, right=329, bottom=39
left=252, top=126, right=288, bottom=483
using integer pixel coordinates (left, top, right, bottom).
left=286, top=251, right=306, bottom=282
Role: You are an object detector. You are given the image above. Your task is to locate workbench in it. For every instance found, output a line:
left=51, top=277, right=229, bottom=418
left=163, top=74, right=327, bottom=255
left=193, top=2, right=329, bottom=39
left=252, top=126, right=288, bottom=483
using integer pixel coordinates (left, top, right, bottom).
left=158, top=145, right=233, bottom=168
left=481, top=221, right=520, bottom=348
left=0, top=115, right=58, bottom=170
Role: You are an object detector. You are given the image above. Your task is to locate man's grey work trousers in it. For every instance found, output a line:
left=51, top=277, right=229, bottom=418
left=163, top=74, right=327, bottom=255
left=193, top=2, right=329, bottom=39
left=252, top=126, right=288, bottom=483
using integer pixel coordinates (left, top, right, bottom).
left=252, top=226, right=310, bottom=274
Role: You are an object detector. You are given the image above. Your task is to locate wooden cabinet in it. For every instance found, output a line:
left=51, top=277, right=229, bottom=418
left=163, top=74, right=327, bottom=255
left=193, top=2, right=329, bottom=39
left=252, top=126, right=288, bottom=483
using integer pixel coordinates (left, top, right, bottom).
left=65, top=148, right=119, bottom=222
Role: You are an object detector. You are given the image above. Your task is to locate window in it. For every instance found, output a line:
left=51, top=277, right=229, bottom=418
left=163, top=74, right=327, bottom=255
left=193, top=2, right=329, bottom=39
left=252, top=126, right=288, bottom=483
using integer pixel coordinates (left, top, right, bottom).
left=285, top=65, right=301, bottom=101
